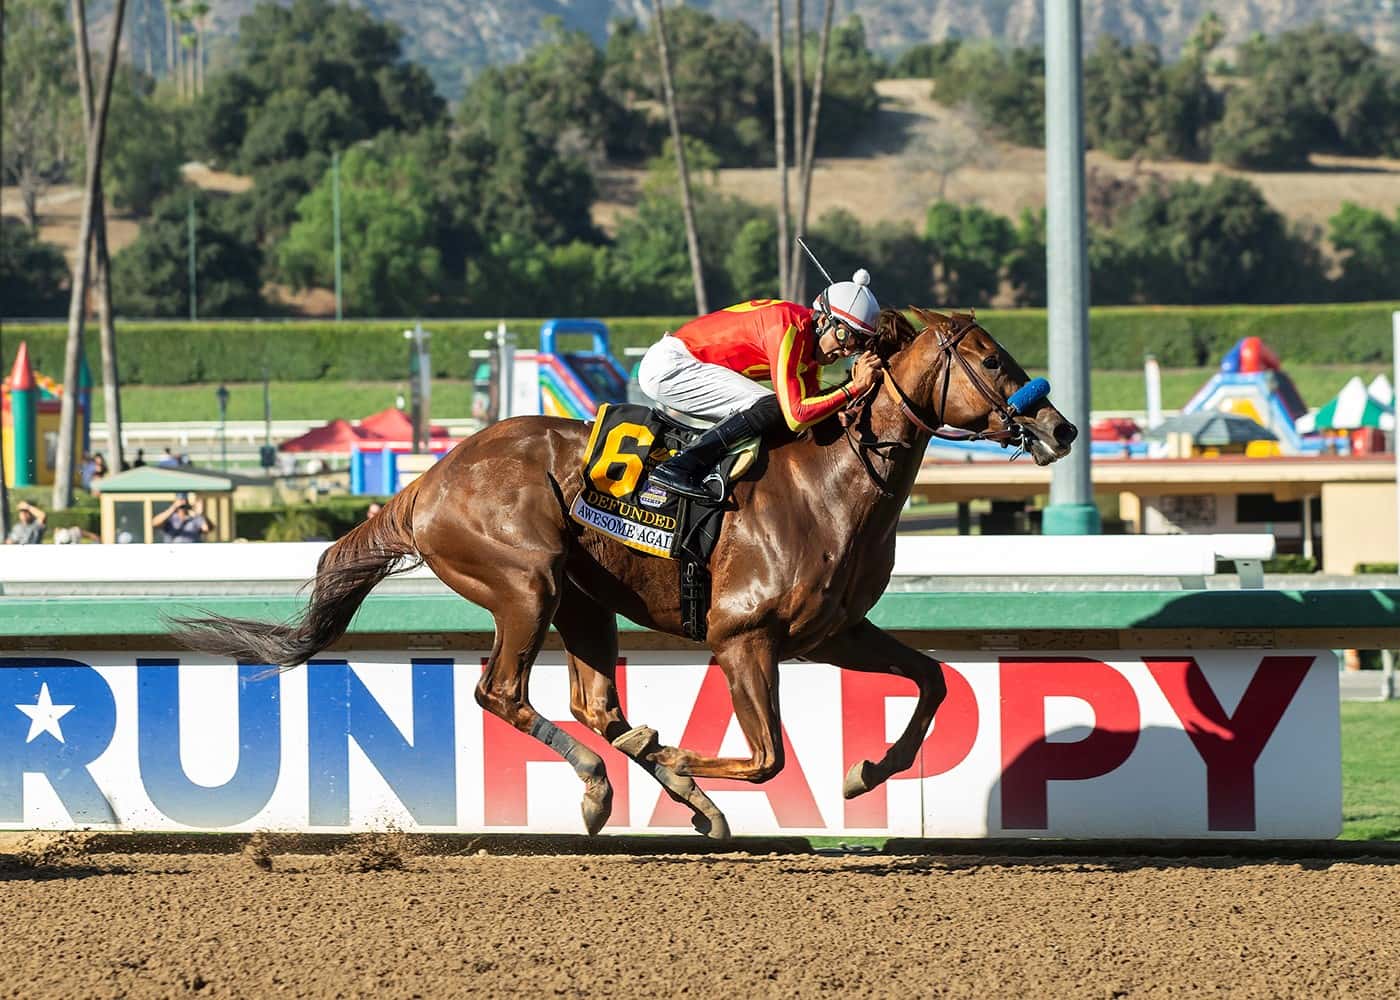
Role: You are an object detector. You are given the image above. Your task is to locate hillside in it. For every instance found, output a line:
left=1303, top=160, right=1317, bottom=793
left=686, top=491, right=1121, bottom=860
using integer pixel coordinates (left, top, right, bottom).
left=103, top=0, right=1399, bottom=101
left=595, top=79, right=1400, bottom=239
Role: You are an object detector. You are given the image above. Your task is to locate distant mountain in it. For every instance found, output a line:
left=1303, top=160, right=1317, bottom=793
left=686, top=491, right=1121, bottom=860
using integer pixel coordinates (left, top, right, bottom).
left=117, top=0, right=1399, bottom=101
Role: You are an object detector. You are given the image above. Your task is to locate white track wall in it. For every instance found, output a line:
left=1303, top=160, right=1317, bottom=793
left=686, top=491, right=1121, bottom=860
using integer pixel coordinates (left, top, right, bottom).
left=0, top=650, right=1340, bottom=839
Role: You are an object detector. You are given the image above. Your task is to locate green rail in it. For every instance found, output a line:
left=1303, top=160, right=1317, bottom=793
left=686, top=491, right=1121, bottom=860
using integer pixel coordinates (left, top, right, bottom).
left=2, top=590, right=1398, bottom=648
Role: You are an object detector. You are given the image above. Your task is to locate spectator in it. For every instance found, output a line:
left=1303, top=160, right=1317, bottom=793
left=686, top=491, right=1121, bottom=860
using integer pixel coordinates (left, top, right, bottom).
left=157, top=448, right=179, bottom=468
left=365, top=502, right=383, bottom=519
left=92, top=453, right=109, bottom=479
left=6, top=501, right=47, bottom=544
left=80, top=453, right=97, bottom=490
left=132, top=448, right=146, bottom=468
left=152, top=493, right=214, bottom=543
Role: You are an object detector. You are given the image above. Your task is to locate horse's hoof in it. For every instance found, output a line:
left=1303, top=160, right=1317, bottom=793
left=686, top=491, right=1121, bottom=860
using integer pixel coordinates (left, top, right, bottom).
left=581, top=779, right=613, bottom=836
left=611, top=725, right=659, bottom=758
left=692, top=810, right=731, bottom=841
left=843, top=760, right=875, bottom=799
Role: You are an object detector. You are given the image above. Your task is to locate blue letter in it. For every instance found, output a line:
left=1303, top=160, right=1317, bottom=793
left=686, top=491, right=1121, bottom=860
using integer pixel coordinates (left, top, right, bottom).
left=137, top=660, right=281, bottom=828
left=308, top=659, right=455, bottom=827
left=0, top=658, right=117, bottom=823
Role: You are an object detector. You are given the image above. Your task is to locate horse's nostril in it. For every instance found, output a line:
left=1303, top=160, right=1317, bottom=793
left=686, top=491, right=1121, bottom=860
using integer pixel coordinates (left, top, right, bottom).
left=1053, top=422, right=1078, bottom=447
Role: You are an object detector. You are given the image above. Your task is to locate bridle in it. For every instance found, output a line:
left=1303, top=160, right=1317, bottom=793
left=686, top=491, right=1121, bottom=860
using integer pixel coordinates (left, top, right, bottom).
left=839, top=315, right=1049, bottom=495
left=880, top=316, right=1043, bottom=449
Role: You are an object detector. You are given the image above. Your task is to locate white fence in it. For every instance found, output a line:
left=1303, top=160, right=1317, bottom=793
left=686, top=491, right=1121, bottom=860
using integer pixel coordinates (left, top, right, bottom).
left=2, top=534, right=1275, bottom=590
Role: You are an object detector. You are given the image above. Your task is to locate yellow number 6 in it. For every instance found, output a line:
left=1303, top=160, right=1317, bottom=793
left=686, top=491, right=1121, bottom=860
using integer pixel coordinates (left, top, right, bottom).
left=588, top=422, right=654, bottom=498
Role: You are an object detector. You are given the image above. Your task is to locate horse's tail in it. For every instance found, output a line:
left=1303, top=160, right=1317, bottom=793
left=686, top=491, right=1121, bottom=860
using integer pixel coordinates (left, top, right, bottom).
left=170, top=479, right=425, bottom=670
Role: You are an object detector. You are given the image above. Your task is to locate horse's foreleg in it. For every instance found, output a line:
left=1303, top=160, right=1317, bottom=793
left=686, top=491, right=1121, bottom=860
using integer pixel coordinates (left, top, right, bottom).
left=651, top=630, right=785, bottom=783
left=431, top=555, right=616, bottom=836
left=806, top=618, right=947, bottom=799
left=554, top=586, right=729, bottom=840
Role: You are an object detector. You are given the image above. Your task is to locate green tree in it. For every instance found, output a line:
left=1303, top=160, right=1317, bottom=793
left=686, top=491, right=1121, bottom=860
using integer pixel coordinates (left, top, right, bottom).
left=932, top=43, right=1044, bottom=147
left=725, top=217, right=780, bottom=297
left=1328, top=202, right=1400, bottom=302
left=111, top=191, right=264, bottom=317
left=1214, top=28, right=1400, bottom=168
left=193, top=0, right=443, bottom=171
left=604, top=9, right=772, bottom=166
left=2, top=0, right=81, bottom=229
left=0, top=219, right=70, bottom=316
left=1083, top=37, right=1165, bottom=159
left=1004, top=209, right=1046, bottom=307
left=1114, top=176, right=1324, bottom=304
left=460, top=19, right=642, bottom=161
left=277, top=146, right=443, bottom=316
left=105, top=69, right=184, bottom=216
left=925, top=201, right=1014, bottom=306
left=887, top=40, right=961, bottom=79
left=464, top=234, right=619, bottom=317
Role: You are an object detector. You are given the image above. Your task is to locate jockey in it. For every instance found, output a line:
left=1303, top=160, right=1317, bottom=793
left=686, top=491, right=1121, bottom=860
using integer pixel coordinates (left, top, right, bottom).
left=639, top=269, right=885, bottom=500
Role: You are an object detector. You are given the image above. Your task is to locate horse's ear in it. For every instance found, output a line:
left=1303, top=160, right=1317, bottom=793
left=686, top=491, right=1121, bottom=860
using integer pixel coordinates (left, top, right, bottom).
left=910, top=306, right=948, bottom=330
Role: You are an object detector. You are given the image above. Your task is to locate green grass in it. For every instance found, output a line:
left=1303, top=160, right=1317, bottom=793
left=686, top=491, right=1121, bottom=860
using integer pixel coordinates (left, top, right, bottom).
left=94, top=363, right=1388, bottom=424
left=94, top=379, right=476, bottom=423
left=1050, top=363, right=1393, bottom=412
left=1340, top=701, right=1400, bottom=841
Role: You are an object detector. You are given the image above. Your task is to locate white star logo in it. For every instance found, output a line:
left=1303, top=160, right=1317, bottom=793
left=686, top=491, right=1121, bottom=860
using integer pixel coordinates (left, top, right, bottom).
left=15, top=683, right=76, bottom=744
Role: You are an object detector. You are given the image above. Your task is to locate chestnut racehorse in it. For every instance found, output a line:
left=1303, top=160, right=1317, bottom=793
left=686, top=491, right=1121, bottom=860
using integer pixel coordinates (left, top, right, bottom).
left=175, top=308, right=1076, bottom=838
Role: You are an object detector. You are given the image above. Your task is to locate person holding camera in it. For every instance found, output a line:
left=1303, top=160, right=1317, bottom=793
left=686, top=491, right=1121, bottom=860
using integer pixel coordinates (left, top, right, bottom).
left=152, top=493, right=213, bottom=543
left=5, top=501, right=48, bottom=544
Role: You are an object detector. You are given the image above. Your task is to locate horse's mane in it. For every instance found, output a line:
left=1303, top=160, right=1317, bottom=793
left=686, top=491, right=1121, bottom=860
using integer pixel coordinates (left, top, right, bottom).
left=872, top=307, right=977, bottom=360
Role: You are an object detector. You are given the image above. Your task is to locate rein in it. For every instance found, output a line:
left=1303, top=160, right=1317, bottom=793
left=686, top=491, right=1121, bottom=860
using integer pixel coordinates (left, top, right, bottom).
left=881, top=319, right=1023, bottom=445
left=839, top=316, right=1049, bottom=495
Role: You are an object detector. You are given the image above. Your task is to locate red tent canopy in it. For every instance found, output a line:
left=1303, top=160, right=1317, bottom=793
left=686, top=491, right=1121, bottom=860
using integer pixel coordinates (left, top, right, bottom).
left=1091, top=417, right=1141, bottom=442
left=279, top=418, right=381, bottom=453
left=358, top=407, right=450, bottom=440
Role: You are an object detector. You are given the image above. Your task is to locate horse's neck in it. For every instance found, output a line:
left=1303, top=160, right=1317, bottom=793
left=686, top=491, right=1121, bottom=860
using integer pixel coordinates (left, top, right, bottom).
left=802, top=389, right=930, bottom=536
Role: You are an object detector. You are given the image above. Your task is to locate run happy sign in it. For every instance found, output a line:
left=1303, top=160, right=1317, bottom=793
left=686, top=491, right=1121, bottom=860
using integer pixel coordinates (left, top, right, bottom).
left=0, top=651, right=1339, bottom=838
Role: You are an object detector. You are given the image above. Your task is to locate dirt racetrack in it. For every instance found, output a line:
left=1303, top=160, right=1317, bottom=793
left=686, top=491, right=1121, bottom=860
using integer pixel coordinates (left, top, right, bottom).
left=2, top=838, right=1398, bottom=999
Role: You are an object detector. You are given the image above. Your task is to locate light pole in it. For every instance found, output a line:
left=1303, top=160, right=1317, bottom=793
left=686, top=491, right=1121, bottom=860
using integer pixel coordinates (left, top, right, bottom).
left=1042, top=0, right=1100, bottom=535
left=188, top=194, right=198, bottom=321
left=216, top=383, right=229, bottom=471
left=333, top=149, right=343, bottom=322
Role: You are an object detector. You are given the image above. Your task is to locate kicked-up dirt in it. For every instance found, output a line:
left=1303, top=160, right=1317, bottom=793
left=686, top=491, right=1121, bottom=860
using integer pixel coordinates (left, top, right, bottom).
left=0, top=842, right=1398, bottom=998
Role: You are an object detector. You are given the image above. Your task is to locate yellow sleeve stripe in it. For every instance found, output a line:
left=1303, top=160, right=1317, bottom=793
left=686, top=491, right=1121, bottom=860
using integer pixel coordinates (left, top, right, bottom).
left=775, top=323, right=846, bottom=432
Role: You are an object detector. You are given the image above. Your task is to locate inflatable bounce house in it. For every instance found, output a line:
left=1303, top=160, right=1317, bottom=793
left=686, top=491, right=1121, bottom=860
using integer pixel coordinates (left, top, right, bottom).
left=2, top=342, right=91, bottom=487
left=1180, top=337, right=1309, bottom=454
left=510, top=319, right=631, bottom=419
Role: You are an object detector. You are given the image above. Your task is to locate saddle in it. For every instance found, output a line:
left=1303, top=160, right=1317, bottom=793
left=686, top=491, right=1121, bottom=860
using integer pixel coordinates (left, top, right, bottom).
left=570, top=403, right=760, bottom=641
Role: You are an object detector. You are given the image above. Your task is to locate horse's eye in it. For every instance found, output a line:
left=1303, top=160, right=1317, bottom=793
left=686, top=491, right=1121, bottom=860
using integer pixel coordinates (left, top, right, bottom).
left=982, top=356, right=1001, bottom=371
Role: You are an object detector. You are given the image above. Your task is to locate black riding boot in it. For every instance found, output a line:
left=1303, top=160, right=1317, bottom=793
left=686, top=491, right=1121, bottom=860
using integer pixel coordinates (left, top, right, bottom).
left=650, top=396, right=784, bottom=501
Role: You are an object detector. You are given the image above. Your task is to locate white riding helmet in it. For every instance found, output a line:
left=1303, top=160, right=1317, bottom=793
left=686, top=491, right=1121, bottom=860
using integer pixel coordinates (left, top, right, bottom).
left=814, top=268, right=879, bottom=338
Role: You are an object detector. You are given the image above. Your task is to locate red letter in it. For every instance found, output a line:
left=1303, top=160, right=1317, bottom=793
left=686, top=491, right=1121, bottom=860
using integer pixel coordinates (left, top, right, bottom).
left=1145, top=655, right=1313, bottom=831
left=649, top=661, right=824, bottom=829
left=482, top=660, right=632, bottom=828
left=1000, top=658, right=1139, bottom=830
left=840, top=667, right=978, bottom=828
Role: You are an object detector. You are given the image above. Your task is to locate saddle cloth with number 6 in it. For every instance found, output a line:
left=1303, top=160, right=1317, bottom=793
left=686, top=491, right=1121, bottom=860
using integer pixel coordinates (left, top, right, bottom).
left=569, top=403, right=758, bottom=560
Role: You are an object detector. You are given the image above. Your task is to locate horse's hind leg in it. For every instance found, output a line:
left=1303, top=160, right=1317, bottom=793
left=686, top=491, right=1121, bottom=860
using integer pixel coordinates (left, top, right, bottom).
left=806, top=618, right=947, bottom=798
left=554, top=585, right=730, bottom=840
left=429, top=557, right=615, bottom=835
left=650, top=629, right=786, bottom=783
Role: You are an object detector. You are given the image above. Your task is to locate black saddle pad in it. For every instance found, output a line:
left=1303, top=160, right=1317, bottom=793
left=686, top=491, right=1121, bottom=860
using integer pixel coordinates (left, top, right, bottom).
left=568, top=403, right=754, bottom=562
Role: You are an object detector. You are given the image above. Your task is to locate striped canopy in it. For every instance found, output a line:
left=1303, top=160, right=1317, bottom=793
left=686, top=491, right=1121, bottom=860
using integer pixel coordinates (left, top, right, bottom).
left=1297, top=377, right=1395, bottom=433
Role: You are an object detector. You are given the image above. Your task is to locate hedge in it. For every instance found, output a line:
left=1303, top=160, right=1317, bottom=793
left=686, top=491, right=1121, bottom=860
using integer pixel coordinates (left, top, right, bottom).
left=5, top=303, right=1397, bottom=385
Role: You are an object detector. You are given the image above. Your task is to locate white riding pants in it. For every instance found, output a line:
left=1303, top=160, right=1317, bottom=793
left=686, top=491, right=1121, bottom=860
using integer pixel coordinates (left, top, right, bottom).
left=636, top=336, right=772, bottom=422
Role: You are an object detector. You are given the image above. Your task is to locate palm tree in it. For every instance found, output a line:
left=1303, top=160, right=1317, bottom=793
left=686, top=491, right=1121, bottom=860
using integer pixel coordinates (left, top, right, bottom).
left=650, top=0, right=707, bottom=314
left=789, top=0, right=835, bottom=302
left=73, top=67, right=125, bottom=476
left=771, top=0, right=790, bottom=299
left=54, top=0, right=127, bottom=509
